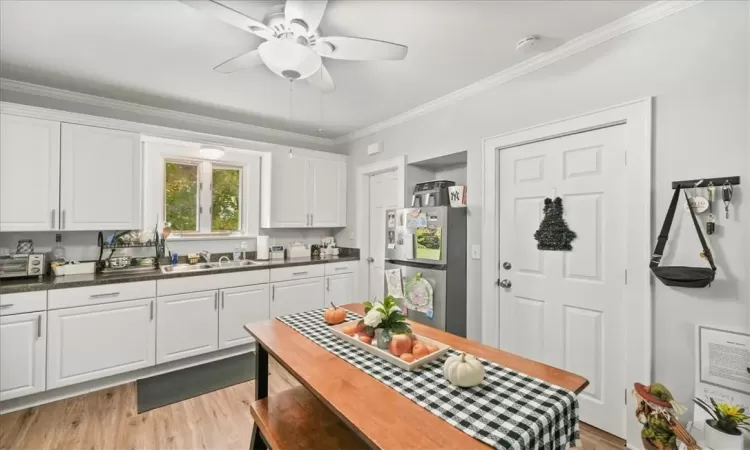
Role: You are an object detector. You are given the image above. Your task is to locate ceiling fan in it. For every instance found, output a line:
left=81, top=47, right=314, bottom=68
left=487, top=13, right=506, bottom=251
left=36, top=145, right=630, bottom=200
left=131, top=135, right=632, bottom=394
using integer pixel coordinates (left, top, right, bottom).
left=182, top=0, right=409, bottom=92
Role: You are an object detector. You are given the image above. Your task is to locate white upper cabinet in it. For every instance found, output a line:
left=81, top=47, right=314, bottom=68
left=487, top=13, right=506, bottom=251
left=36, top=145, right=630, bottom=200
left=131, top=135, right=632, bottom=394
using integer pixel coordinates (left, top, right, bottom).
left=267, top=152, right=310, bottom=228
left=60, top=123, right=141, bottom=230
left=309, top=158, right=346, bottom=227
left=0, top=115, right=61, bottom=231
left=261, top=152, right=347, bottom=228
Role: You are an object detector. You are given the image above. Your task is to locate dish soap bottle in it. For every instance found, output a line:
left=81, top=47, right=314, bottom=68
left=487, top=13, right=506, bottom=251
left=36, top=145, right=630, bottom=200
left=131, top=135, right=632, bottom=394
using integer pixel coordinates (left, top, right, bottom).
left=233, top=245, right=242, bottom=261
left=52, top=233, right=66, bottom=262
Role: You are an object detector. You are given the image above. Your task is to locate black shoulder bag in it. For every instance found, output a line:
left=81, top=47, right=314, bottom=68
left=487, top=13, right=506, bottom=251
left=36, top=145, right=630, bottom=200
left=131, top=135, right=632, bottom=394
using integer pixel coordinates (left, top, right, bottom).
left=650, top=186, right=716, bottom=288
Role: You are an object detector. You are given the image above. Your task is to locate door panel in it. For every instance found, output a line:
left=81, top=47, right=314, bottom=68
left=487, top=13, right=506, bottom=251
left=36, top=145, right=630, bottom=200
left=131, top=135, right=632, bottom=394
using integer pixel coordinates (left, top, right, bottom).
left=0, top=312, right=46, bottom=401
left=219, top=285, right=269, bottom=349
left=270, top=278, right=324, bottom=318
left=309, top=159, right=346, bottom=227
left=157, top=291, right=218, bottom=363
left=47, top=299, right=155, bottom=389
left=269, top=154, right=309, bottom=227
left=60, top=123, right=141, bottom=230
left=497, top=126, right=626, bottom=437
left=368, top=171, right=400, bottom=301
left=0, top=115, right=60, bottom=231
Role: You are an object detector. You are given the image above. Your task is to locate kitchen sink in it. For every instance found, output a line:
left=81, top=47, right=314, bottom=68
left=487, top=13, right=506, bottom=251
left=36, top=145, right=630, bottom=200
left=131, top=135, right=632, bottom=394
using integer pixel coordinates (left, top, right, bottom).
left=160, top=260, right=259, bottom=274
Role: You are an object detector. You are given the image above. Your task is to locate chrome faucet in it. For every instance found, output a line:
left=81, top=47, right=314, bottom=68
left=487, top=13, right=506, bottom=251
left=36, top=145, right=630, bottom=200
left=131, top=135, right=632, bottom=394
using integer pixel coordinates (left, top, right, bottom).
left=218, top=256, right=231, bottom=266
left=199, top=251, right=211, bottom=263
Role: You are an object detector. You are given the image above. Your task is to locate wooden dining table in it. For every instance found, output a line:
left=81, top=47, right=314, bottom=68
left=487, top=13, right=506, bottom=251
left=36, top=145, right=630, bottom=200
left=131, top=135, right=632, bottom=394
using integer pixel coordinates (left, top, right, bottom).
left=244, top=303, right=589, bottom=449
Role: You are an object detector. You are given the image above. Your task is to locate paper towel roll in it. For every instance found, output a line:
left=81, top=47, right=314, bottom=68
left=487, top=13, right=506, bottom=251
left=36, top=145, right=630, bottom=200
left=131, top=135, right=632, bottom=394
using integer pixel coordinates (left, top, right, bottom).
left=256, top=236, right=270, bottom=260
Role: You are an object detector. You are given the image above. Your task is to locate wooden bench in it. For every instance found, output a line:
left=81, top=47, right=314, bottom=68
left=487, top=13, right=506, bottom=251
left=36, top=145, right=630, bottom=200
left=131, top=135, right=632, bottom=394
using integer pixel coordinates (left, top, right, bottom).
left=249, top=386, right=369, bottom=450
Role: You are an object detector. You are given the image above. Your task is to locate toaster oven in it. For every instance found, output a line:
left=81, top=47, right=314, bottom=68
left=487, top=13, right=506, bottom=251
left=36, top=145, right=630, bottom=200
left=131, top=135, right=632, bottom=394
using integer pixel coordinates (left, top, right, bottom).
left=0, top=254, right=45, bottom=280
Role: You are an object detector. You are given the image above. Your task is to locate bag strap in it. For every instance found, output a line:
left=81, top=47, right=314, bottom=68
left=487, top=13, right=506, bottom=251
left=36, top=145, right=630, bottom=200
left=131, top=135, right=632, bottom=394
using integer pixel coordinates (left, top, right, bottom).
left=650, top=186, right=716, bottom=271
left=683, top=190, right=716, bottom=272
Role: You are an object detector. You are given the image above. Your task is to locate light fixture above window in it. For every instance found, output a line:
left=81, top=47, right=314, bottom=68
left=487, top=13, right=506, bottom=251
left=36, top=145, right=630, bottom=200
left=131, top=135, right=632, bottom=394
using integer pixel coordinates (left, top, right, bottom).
left=199, top=146, right=225, bottom=160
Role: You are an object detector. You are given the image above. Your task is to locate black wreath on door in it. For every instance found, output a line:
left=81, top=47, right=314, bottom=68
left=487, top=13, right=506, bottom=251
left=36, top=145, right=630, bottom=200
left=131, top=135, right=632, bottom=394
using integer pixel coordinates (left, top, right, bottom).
left=534, top=197, right=577, bottom=251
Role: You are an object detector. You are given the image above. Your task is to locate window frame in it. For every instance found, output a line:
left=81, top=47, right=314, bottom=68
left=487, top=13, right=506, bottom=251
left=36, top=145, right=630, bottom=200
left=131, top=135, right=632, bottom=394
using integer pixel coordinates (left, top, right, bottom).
left=143, top=138, right=261, bottom=240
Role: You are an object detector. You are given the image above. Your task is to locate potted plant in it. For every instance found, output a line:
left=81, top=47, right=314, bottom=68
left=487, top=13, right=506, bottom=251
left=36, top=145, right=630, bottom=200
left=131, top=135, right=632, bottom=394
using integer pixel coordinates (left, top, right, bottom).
left=361, top=296, right=411, bottom=349
left=694, top=397, right=749, bottom=450
left=633, top=383, right=697, bottom=450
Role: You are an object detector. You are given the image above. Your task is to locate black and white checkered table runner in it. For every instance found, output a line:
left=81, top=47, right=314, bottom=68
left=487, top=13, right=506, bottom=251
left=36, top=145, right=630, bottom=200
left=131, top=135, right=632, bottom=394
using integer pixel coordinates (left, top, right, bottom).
left=278, top=309, right=581, bottom=450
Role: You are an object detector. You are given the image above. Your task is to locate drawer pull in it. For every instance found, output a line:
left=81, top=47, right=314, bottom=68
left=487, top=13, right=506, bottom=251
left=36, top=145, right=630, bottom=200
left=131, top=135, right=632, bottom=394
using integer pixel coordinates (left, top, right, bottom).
left=335, top=267, right=347, bottom=271
left=292, top=271, right=308, bottom=276
left=90, top=292, right=120, bottom=299
left=37, top=315, right=42, bottom=338
left=0, top=304, right=13, bottom=309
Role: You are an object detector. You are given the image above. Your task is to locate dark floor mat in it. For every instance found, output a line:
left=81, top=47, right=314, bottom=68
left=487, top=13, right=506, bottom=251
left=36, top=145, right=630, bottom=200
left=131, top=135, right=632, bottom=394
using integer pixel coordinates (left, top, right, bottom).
left=137, top=352, right=255, bottom=414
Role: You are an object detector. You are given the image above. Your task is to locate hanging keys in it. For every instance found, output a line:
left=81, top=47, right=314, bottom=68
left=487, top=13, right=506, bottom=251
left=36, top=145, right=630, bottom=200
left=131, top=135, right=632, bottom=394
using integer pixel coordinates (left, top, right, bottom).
left=722, top=180, right=734, bottom=219
left=706, top=182, right=715, bottom=235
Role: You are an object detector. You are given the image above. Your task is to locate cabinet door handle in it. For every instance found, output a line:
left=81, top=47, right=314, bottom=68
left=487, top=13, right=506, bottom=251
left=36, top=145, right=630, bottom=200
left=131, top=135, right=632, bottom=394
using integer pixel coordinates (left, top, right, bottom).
left=310, top=214, right=313, bottom=226
left=51, top=209, right=56, bottom=229
left=221, top=292, right=225, bottom=309
left=326, top=277, right=330, bottom=291
left=214, top=292, right=218, bottom=310
left=271, top=285, right=275, bottom=301
left=0, top=304, right=13, bottom=309
left=37, top=314, right=42, bottom=338
left=90, top=292, right=120, bottom=299
left=62, top=210, right=66, bottom=229
left=150, top=301, right=154, bottom=321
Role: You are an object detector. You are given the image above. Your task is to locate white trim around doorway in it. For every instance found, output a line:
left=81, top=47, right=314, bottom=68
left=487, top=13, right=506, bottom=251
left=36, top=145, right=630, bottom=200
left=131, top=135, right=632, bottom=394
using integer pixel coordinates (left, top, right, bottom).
left=354, top=156, right=407, bottom=301
left=480, top=98, right=652, bottom=449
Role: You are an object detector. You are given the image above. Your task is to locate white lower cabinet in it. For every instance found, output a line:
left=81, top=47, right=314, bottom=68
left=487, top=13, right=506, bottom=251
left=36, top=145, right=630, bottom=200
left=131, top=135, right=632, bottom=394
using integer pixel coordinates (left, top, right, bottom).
left=47, top=298, right=155, bottom=389
left=157, top=291, right=218, bottom=363
left=324, top=273, right=354, bottom=306
left=270, top=277, right=325, bottom=318
left=0, top=312, right=46, bottom=401
left=219, top=285, right=270, bottom=349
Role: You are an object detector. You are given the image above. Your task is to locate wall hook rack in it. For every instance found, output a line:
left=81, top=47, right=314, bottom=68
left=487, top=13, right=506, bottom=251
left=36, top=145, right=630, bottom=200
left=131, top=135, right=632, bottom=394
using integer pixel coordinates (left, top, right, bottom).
left=671, top=176, right=740, bottom=189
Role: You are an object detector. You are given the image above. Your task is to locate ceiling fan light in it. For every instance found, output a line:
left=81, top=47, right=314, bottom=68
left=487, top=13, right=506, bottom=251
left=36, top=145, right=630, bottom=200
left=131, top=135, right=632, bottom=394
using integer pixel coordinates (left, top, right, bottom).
left=259, top=40, right=321, bottom=80
left=199, top=146, right=225, bottom=160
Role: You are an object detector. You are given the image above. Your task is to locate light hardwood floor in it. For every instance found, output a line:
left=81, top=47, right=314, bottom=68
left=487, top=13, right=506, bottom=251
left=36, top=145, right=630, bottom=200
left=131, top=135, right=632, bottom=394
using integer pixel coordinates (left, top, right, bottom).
left=0, top=358, right=624, bottom=449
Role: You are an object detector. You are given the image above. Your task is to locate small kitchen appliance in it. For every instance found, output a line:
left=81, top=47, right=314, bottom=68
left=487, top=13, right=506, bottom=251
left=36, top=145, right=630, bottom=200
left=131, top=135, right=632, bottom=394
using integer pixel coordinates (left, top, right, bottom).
left=0, top=253, right=45, bottom=280
left=411, top=180, right=455, bottom=207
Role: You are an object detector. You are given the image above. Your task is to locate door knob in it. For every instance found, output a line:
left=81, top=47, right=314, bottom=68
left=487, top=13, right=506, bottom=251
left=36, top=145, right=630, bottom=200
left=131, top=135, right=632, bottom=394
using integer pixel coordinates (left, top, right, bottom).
left=367, top=257, right=374, bottom=263
left=498, top=279, right=512, bottom=289
left=502, top=261, right=512, bottom=270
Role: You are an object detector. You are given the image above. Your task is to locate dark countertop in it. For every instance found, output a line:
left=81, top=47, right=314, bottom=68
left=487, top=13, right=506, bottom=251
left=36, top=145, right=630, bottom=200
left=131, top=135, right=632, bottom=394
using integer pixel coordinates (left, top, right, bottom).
left=0, top=255, right=359, bottom=295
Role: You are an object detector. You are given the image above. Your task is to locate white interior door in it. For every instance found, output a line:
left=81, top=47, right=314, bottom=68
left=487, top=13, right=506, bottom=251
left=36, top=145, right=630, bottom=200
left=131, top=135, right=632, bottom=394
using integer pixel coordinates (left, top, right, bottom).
left=367, top=170, right=400, bottom=301
left=497, top=126, right=626, bottom=437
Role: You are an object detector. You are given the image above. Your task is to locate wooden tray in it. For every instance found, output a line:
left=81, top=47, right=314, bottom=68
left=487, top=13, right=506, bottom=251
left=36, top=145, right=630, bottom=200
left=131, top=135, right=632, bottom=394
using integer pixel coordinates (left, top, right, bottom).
left=330, top=320, right=451, bottom=371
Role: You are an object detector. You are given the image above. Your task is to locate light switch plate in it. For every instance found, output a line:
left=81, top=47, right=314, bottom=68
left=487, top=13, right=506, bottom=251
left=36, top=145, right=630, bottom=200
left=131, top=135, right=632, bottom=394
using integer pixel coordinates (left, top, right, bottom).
left=471, top=245, right=481, bottom=260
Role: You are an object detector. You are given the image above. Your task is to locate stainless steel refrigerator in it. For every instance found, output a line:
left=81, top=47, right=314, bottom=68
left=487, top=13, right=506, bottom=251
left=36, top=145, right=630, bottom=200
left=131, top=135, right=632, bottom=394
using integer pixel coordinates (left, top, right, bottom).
left=384, top=206, right=467, bottom=337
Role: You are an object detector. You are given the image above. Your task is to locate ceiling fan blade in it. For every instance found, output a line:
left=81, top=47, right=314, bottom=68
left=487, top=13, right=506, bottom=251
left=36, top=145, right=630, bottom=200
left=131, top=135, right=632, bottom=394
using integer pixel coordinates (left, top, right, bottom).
left=316, top=36, right=408, bottom=61
left=285, top=0, right=327, bottom=33
left=307, top=64, right=335, bottom=92
left=213, top=49, right=262, bottom=73
left=181, top=0, right=274, bottom=40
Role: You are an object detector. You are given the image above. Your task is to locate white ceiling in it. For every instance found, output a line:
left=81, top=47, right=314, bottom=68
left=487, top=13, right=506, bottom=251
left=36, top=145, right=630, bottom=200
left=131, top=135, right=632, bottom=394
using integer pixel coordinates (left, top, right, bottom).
left=0, top=0, right=651, bottom=139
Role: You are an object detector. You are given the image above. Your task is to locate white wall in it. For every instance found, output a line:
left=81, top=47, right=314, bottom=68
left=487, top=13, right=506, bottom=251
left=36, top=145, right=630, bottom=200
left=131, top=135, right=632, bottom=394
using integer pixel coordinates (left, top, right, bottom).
left=339, top=0, right=749, bottom=417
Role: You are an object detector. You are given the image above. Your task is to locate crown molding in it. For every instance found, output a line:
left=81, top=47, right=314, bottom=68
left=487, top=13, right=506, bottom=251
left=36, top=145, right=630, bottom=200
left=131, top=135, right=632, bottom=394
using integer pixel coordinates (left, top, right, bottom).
left=333, top=0, right=702, bottom=145
left=0, top=78, right=334, bottom=147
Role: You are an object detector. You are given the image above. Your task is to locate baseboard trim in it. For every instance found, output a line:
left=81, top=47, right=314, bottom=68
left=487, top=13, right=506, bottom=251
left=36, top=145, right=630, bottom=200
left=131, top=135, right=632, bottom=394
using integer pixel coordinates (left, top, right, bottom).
left=0, top=344, right=254, bottom=415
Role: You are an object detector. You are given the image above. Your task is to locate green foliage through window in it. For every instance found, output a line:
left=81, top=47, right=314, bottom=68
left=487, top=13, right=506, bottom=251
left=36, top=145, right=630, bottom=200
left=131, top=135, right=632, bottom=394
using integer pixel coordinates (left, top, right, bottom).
left=212, top=167, right=240, bottom=231
left=165, top=162, right=198, bottom=231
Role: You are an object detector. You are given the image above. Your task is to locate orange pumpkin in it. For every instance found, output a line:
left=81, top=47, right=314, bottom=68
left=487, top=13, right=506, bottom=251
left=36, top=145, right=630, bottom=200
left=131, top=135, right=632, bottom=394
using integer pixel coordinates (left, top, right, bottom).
left=400, top=353, right=416, bottom=363
left=388, top=334, right=412, bottom=356
left=355, top=321, right=367, bottom=333
left=425, top=344, right=440, bottom=354
left=412, top=342, right=430, bottom=359
left=358, top=335, right=372, bottom=345
left=341, top=324, right=357, bottom=336
left=323, top=303, right=347, bottom=325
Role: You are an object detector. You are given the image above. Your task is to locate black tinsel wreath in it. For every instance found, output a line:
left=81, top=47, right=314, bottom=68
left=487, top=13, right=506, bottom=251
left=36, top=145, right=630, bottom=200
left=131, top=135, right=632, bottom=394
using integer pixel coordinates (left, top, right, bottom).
left=533, top=197, right=577, bottom=251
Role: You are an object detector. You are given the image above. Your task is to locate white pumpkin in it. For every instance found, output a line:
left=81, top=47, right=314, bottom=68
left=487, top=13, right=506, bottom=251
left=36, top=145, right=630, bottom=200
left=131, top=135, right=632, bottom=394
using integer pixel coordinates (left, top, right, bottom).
left=443, top=353, right=484, bottom=387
